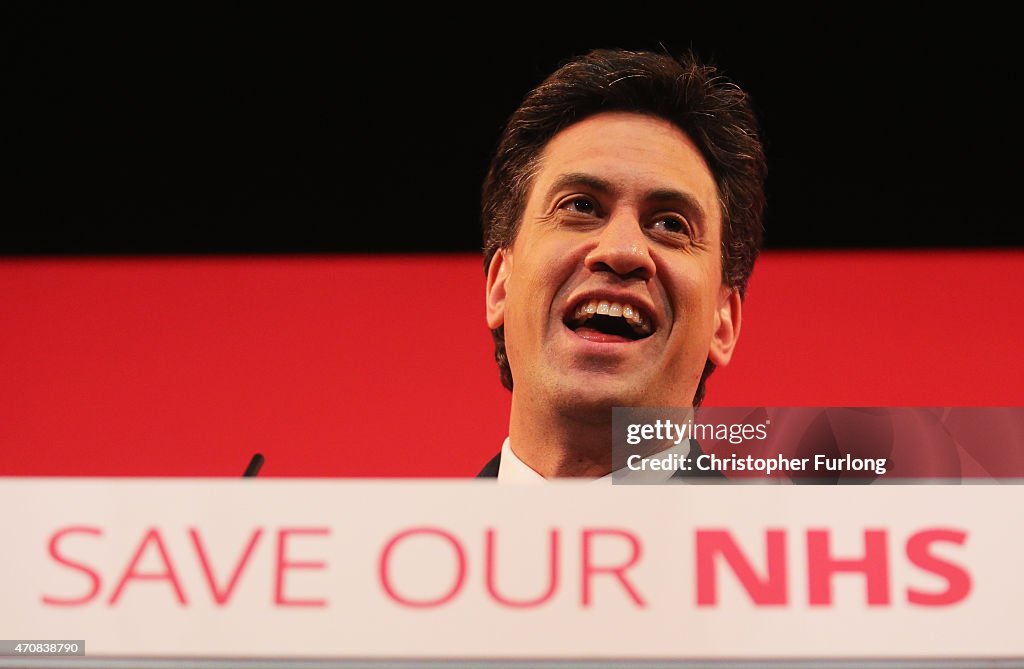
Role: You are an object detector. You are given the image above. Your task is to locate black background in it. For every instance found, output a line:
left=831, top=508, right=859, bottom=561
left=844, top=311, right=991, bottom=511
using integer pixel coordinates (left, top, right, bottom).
left=4, top=5, right=1021, bottom=254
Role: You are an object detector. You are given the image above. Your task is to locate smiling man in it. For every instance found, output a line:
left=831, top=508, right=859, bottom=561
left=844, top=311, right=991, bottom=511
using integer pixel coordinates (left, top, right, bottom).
left=478, top=49, right=767, bottom=480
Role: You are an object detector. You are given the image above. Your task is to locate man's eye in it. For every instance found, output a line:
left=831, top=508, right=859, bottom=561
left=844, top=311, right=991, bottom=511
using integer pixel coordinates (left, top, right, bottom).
left=560, top=197, right=597, bottom=214
left=650, top=216, right=690, bottom=235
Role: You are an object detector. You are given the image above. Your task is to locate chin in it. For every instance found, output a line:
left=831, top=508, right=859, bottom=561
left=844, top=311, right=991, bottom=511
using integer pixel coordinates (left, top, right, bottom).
left=549, top=379, right=646, bottom=417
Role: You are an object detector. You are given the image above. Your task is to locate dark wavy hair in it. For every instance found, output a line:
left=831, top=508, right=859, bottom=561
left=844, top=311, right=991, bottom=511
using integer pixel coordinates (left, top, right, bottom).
left=481, top=48, right=767, bottom=406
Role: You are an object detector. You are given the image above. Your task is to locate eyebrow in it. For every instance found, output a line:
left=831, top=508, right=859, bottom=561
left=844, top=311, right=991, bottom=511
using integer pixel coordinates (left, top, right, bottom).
left=544, top=172, right=708, bottom=225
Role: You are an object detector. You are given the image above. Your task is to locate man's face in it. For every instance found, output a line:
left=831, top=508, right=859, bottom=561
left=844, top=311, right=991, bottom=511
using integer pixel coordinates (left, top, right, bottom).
left=486, top=111, right=741, bottom=412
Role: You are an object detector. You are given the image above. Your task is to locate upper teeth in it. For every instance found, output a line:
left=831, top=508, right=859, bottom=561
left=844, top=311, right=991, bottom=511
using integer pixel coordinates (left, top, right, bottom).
left=572, top=299, right=652, bottom=335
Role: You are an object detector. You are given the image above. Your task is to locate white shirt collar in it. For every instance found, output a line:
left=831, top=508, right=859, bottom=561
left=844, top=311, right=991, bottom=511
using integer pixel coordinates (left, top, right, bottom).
left=496, top=437, right=547, bottom=484
left=496, top=436, right=686, bottom=484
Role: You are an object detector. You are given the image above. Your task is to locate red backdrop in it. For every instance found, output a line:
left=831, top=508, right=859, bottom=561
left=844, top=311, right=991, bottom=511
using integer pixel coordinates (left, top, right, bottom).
left=2, top=251, right=1021, bottom=477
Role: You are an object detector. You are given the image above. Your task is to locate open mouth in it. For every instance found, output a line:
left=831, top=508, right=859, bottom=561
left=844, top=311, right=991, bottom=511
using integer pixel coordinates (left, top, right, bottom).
left=565, top=299, right=654, bottom=342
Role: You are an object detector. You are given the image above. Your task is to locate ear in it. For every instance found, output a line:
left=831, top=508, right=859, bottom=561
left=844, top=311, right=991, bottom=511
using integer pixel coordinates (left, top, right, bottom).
left=485, top=248, right=512, bottom=329
left=708, top=286, right=742, bottom=367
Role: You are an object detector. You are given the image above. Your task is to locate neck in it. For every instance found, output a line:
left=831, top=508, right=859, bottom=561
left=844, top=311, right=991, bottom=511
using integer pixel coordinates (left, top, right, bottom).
left=507, top=392, right=613, bottom=478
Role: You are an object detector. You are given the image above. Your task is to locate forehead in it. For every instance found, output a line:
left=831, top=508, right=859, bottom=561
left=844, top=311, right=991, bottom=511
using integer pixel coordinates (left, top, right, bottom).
left=530, top=111, right=720, bottom=221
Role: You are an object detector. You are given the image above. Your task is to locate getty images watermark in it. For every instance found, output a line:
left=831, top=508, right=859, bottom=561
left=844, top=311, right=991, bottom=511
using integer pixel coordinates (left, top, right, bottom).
left=611, top=407, right=1024, bottom=484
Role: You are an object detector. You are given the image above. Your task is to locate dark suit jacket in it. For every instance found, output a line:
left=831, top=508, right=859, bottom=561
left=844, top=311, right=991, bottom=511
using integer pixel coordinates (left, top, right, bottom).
left=477, top=440, right=723, bottom=480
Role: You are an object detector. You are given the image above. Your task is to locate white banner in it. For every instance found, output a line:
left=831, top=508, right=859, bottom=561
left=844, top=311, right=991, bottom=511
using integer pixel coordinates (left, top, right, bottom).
left=1, top=479, right=1022, bottom=661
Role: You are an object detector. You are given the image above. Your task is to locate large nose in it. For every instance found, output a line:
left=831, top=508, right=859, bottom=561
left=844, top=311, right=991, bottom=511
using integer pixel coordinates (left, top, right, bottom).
left=583, top=208, right=655, bottom=281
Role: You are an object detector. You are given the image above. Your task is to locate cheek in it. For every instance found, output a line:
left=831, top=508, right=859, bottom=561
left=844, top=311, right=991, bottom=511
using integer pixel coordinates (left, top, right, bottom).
left=663, top=274, right=723, bottom=350
left=666, top=269, right=717, bottom=314
left=510, top=237, right=584, bottom=307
